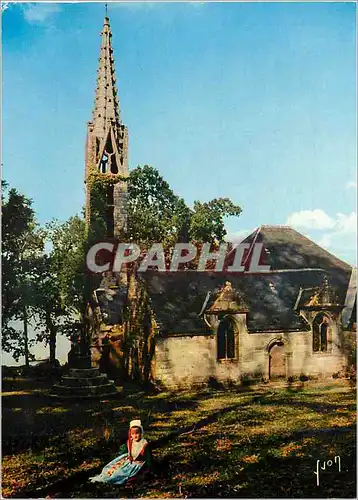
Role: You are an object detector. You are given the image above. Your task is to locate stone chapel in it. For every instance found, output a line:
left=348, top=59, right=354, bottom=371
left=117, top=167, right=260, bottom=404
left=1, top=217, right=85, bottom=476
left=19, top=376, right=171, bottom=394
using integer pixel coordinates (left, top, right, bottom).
left=85, top=15, right=356, bottom=388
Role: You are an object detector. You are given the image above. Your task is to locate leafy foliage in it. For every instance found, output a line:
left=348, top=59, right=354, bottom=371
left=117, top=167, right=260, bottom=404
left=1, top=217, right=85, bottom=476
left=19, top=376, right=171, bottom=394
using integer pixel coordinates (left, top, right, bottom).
left=190, top=198, right=242, bottom=243
left=2, top=182, right=45, bottom=363
left=126, top=165, right=191, bottom=246
left=86, top=171, right=127, bottom=241
left=126, top=165, right=242, bottom=246
left=33, top=216, right=100, bottom=362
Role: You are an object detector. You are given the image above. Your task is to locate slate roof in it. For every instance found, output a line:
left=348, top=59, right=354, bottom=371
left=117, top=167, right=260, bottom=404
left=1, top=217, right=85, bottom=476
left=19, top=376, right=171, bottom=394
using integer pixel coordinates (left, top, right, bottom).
left=238, top=225, right=351, bottom=275
left=139, top=226, right=353, bottom=335
left=140, top=269, right=348, bottom=334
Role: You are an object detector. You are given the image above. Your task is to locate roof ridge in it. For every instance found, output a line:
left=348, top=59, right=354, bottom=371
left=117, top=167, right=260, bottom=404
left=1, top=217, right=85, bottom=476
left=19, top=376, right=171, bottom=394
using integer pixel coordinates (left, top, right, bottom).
left=260, top=224, right=293, bottom=229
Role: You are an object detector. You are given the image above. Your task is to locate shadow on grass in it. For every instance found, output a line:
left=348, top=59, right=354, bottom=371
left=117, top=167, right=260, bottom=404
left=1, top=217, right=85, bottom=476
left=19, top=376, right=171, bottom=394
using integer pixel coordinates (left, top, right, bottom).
left=2, top=377, right=356, bottom=498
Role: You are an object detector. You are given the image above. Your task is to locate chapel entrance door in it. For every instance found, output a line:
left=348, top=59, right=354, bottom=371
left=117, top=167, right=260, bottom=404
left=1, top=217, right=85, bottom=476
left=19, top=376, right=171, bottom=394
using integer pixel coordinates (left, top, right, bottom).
left=269, top=342, right=286, bottom=379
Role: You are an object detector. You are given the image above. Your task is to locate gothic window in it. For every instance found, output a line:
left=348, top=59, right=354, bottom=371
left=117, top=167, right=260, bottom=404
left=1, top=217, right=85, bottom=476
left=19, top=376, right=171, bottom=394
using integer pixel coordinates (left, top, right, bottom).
left=105, top=140, right=113, bottom=154
left=217, top=317, right=236, bottom=360
left=100, top=153, right=108, bottom=173
left=102, top=139, right=118, bottom=174
left=313, top=313, right=329, bottom=352
left=110, top=156, right=118, bottom=174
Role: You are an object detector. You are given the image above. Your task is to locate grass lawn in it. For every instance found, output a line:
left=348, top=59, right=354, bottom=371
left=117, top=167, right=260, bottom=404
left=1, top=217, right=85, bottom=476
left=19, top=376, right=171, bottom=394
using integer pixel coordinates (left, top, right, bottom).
left=1, top=376, right=356, bottom=498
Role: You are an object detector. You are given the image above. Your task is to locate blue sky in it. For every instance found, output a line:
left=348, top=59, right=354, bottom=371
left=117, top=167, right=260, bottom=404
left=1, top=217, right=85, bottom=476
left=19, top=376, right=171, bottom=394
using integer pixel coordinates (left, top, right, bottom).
left=3, top=1, right=357, bottom=270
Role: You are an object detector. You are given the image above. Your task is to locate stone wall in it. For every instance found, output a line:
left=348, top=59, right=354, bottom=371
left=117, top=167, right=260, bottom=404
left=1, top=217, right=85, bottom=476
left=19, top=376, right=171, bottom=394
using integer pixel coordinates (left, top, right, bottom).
left=154, top=314, right=349, bottom=388
left=113, top=180, right=128, bottom=237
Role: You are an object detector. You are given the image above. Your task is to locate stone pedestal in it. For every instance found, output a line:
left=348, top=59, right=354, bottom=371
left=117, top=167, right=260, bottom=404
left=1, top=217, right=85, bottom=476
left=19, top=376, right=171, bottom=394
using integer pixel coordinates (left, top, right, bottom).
left=71, top=355, right=92, bottom=369
left=51, top=367, right=118, bottom=399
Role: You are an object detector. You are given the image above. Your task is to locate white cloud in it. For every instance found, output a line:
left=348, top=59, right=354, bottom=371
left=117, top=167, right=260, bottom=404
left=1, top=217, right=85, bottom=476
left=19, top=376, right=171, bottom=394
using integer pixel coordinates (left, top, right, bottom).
left=335, top=212, right=357, bottom=234
left=286, top=209, right=356, bottom=236
left=286, top=209, right=356, bottom=264
left=226, top=228, right=252, bottom=244
left=346, top=180, right=357, bottom=190
left=21, top=3, right=61, bottom=24
left=317, top=223, right=356, bottom=261
left=317, top=233, right=332, bottom=249
left=286, top=209, right=335, bottom=230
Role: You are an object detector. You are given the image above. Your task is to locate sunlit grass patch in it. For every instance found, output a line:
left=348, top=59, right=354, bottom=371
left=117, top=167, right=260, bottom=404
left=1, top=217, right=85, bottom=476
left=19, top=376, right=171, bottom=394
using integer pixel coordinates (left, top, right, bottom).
left=2, top=390, right=32, bottom=396
left=36, top=406, right=69, bottom=414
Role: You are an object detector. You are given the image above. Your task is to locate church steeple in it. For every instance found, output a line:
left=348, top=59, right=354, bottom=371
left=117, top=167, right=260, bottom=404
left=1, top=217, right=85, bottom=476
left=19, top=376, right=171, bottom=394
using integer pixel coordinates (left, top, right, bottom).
left=85, top=12, right=129, bottom=238
left=92, top=15, right=120, bottom=139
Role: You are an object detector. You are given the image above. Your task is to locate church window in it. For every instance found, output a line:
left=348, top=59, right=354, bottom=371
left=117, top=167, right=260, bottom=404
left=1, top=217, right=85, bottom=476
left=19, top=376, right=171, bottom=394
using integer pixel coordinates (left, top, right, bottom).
left=105, top=140, right=113, bottom=154
left=110, top=156, right=118, bottom=174
left=217, top=317, right=236, bottom=360
left=100, top=153, right=108, bottom=173
left=312, top=313, right=329, bottom=352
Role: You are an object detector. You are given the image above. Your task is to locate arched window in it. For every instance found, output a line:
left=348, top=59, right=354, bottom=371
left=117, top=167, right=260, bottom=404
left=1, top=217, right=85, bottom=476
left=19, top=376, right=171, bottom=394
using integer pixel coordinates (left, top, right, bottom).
left=217, top=317, right=236, bottom=360
left=100, top=153, right=108, bottom=173
left=313, top=313, right=329, bottom=352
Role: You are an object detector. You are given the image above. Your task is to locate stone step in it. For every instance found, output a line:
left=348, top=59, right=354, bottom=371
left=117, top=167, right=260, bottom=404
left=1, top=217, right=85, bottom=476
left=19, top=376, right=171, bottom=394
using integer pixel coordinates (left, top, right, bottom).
left=49, top=393, right=118, bottom=400
left=68, top=368, right=101, bottom=378
left=61, top=375, right=108, bottom=387
left=50, top=367, right=119, bottom=399
left=52, top=383, right=118, bottom=397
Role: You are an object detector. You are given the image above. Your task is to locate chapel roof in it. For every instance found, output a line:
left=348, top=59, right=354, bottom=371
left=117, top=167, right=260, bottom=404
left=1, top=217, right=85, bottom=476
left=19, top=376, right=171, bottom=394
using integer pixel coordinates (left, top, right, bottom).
left=140, top=268, right=349, bottom=334
left=236, top=225, right=351, bottom=274
left=140, top=226, right=353, bottom=334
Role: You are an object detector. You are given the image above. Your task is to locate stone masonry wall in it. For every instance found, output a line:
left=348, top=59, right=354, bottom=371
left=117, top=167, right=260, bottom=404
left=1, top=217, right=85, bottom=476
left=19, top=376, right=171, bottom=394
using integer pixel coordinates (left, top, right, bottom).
left=154, top=315, right=349, bottom=388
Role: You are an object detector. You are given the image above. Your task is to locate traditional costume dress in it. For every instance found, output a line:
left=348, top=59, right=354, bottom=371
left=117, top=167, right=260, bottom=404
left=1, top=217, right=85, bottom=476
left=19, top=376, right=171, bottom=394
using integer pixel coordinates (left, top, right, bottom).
left=89, top=419, right=151, bottom=485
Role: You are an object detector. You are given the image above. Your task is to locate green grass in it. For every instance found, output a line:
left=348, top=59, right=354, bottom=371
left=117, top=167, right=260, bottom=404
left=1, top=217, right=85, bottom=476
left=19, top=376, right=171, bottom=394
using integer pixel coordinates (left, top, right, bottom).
left=1, top=377, right=356, bottom=498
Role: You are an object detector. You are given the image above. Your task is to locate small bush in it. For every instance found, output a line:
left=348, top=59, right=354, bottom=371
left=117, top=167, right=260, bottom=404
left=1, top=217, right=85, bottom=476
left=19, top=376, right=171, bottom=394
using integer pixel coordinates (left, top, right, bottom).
left=299, top=374, right=309, bottom=382
left=241, top=374, right=254, bottom=386
left=207, top=376, right=223, bottom=390
left=226, top=379, right=237, bottom=389
left=347, top=365, right=356, bottom=380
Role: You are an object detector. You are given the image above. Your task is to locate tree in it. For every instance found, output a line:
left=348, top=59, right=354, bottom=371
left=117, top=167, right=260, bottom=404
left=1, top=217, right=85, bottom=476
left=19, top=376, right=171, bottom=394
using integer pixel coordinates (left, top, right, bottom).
left=2, top=182, right=45, bottom=365
left=189, top=198, right=242, bottom=243
left=126, top=165, right=191, bottom=246
left=33, top=216, right=93, bottom=364
left=126, top=165, right=242, bottom=247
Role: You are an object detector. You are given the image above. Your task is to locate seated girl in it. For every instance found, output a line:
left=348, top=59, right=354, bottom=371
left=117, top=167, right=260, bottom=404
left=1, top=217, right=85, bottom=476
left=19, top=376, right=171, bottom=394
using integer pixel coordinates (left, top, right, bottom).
left=89, top=419, right=152, bottom=486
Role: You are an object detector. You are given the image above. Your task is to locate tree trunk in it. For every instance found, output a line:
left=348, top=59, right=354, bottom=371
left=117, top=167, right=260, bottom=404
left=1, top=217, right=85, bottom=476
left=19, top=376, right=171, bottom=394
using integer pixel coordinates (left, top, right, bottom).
left=46, top=311, right=57, bottom=365
left=49, top=328, right=56, bottom=365
left=23, top=306, right=29, bottom=367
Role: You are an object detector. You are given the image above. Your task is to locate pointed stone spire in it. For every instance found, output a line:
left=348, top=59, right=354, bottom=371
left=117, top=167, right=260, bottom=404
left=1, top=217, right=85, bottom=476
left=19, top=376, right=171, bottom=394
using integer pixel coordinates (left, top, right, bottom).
left=85, top=12, right=129, bottom=238
left=92, top=14, right=120, bottom=139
